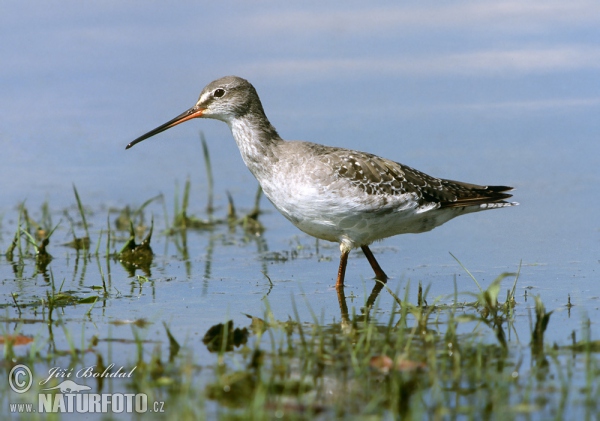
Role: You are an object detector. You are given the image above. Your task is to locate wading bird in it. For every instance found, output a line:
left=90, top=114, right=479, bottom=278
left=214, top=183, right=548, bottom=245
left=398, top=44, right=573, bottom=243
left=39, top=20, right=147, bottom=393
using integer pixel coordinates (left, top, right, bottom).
left=127, top=76, right=516, bottom=289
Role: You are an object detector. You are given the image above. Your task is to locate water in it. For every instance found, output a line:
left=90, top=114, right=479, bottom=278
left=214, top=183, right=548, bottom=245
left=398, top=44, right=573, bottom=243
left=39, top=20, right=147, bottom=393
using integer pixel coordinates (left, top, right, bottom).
left=1, top=1, right=599, bottom=418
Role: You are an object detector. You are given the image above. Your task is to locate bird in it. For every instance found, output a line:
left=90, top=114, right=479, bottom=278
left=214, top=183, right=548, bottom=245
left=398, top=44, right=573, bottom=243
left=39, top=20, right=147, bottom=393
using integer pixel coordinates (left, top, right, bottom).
left=127, top=76, right=517, bottom=289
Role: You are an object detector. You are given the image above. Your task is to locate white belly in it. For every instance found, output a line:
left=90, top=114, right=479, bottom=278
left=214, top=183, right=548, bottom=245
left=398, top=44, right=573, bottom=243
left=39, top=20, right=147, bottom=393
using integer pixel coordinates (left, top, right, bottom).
left=257, top=163, right=433, bottom=248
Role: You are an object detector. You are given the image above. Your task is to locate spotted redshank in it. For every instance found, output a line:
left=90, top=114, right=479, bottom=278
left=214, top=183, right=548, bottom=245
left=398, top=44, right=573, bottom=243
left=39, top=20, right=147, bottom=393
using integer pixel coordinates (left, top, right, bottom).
left=127, top=76, right=517, bottom=289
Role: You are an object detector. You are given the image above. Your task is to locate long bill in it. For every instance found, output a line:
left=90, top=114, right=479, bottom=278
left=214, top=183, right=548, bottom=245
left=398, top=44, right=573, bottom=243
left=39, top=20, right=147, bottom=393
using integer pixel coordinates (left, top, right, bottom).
left=126, top=106, right=205, bottom=149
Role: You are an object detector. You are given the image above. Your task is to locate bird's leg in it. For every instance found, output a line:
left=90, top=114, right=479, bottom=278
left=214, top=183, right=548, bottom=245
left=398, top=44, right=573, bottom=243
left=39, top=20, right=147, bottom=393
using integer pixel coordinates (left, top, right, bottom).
left=361, top=245, right=388, bottom=282
left=336, top=248, right=350, bottom=289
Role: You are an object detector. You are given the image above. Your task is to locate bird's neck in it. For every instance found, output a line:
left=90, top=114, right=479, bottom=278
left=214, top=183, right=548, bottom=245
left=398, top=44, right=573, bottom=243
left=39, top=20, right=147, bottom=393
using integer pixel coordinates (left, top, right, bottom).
left=227, top=113, right=283, bottom=179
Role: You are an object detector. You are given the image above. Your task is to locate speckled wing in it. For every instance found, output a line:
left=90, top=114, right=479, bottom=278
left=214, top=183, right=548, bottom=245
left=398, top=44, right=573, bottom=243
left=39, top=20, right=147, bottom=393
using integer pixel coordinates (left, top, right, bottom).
left=322, top=148, right=514, bottom=208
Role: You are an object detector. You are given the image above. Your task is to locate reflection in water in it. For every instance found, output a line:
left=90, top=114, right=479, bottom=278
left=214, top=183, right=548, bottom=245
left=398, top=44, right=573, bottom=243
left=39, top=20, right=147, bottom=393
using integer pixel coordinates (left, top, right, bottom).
left=118, top=221, right=154, bottom=277
left=159, top=183, right=270, bottom=297
left=202, top=320, right=249, bottom=352
left=337, top=279, right=386, bottom=326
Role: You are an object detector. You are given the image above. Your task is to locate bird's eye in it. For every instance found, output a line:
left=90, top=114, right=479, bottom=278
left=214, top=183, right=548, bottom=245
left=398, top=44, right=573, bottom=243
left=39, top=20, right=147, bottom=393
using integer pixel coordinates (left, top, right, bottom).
left=213, top=88, right=226, bottom=98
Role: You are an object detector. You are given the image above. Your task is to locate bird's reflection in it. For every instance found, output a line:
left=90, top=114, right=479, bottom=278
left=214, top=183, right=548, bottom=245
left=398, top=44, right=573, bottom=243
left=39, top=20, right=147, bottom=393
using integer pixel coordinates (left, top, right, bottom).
left=337, top=280, right=386, bottom=326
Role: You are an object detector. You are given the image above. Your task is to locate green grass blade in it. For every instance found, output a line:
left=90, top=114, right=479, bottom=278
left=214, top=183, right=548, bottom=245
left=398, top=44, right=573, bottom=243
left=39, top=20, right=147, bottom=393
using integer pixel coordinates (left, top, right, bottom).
left=449, top=252, right=483, bottom=293
left=73, top=184, right=90, bottom=239
left=200, top=132, right=214, bottom=214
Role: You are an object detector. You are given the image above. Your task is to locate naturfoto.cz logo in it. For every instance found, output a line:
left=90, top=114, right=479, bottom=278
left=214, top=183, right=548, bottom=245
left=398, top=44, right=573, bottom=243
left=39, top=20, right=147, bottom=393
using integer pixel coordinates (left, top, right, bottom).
left=8, top=363, right=165, bottom=414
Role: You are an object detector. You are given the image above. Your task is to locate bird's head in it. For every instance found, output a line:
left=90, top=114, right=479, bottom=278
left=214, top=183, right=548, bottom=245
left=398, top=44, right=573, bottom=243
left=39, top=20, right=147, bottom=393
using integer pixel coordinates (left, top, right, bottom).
left=126, top=76, right=258, bottom=149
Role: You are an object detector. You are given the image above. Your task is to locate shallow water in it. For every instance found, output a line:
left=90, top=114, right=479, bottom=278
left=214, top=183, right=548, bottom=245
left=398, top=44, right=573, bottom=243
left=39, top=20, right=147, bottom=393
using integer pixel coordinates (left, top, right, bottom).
left=1, top=1, right=599, bottom=419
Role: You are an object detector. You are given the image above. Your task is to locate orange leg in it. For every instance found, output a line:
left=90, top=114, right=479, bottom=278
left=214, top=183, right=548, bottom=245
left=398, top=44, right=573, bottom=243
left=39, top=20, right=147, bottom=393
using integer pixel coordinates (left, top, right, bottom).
left=336, top=249, right=350, bottom=289
left=361, top=245, right=388, bottom=282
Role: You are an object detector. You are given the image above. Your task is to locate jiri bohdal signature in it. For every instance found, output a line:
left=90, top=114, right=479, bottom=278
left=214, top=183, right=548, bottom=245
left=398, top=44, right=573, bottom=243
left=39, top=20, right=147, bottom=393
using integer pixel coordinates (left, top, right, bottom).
left=39, top=364, right=137, bottom=386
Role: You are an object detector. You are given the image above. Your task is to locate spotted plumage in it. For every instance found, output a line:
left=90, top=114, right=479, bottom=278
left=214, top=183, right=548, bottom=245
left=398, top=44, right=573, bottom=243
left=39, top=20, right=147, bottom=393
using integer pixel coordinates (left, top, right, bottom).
left=127, top=75, right=517, bottom=289
left=321, top=148, right=512, bottom=207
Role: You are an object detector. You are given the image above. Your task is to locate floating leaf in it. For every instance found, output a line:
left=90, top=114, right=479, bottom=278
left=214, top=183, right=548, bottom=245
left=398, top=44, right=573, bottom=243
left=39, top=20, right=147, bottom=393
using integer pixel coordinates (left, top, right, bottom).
left=0, top=335, right=34, bottom=346
left=78, top=296, right=99, bottom=304
left=370, top=355, right=394, bottom=373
